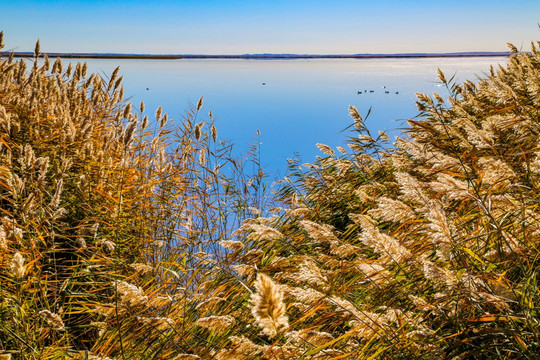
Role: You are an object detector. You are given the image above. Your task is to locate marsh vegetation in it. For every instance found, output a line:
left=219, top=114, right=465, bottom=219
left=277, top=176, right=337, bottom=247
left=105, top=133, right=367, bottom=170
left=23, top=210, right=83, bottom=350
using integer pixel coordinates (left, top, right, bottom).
left=1, top=32, right=539, bottom=359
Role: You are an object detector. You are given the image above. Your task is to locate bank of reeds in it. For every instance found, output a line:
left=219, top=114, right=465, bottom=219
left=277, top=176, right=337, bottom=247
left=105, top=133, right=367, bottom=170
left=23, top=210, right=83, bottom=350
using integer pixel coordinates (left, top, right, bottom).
left=0, top=33, right=271, bottom=359
left=197, top=42, right=540, bottom=359
left=1, top=31, right=539, bottom=359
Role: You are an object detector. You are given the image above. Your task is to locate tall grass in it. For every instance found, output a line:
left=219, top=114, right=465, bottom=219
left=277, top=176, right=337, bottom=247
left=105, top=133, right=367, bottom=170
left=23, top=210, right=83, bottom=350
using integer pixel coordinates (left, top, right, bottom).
left=0, top=33, right=271, bottom=359
left=1, top=31, right=539, bottom=359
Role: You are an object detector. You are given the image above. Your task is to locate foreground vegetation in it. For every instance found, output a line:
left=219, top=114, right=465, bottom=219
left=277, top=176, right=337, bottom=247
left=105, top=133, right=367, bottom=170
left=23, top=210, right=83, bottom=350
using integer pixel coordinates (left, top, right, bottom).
left=0, top=32, right=539, bottom=359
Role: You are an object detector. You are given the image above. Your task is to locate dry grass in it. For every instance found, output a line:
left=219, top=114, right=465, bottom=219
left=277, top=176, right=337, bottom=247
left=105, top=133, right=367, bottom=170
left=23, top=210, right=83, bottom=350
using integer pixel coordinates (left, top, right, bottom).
left=203, top=41, right=540, bottom=359
left=0, top=33, right=271, bottom=359
left=1, top=32, right=540, bottom=359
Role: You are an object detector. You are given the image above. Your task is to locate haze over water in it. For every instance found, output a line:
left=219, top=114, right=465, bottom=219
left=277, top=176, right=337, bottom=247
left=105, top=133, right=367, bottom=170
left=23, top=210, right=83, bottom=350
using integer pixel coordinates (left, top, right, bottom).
left=77, top=57, right=506, bottom=176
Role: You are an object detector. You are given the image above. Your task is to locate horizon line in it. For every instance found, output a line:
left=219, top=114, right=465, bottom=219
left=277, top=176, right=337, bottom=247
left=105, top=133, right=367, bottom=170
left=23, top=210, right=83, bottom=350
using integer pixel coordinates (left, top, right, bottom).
left=4, top=51, right=511, bottom=60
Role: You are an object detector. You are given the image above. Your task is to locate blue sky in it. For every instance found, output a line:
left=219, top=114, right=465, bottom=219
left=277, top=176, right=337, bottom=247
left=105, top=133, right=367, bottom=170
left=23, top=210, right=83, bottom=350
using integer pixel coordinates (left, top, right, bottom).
left=1, top=0, right=539, bottom=54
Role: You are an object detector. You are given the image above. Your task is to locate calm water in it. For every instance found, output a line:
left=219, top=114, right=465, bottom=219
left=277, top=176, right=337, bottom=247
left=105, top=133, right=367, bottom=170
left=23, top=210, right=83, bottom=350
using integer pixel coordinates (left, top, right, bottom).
left=77, top=57, right=507, bottom=176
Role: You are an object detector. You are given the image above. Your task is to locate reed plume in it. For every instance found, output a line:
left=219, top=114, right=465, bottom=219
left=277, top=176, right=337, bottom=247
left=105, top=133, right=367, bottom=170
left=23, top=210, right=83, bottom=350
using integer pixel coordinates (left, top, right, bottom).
left=250, top=273, right=288, bottom=338
left=10, top=252, right=25, bottom=278
left=39, top=310, right=65, bottom=331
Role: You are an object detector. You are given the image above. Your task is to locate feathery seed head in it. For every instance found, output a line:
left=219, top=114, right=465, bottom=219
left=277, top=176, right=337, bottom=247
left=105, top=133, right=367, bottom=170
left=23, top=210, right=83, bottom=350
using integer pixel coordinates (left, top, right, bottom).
left=219, top=240, right=244, bottom=251
left=172, top=355, right=201, bottom=360
left=76, top=237, right=87, bottom=250
left=316, top=143, right=335, bottom=157
left=122, top=120, right=137, bottom=146
left=300, top=220, right=337, bottom=243
left=34, top=39, right=40, bottom=58
left=250, top=273, right=288, bottom=338
left=195, top=315, right=235, bottom=332
left=116, top=280, right=148, bottom=308
left=39, top=310, right=65, bottom=331
left=155, top=106, right=162, bottom=122
left=96, top=239, right=115, bottom=253
left=130, top=263, right=154, bottom=275
left=211, top=124, right=218, bottom=142
left=287, top=330, right=335, bottom=347
left=507, top=42, right=518, bottom=53
left=10, top=252, right=25, bottom=278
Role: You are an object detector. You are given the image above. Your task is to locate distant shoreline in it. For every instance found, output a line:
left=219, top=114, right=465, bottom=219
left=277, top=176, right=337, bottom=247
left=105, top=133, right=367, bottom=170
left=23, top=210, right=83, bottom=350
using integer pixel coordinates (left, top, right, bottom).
left=5, top=51, right=510, bottom=60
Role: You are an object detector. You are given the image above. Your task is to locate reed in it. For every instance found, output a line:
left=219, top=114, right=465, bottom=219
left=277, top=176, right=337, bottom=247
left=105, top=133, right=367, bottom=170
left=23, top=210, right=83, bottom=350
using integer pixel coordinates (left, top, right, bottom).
left=205, top=40, right=540, bottom=359
left=1, top=31, right=540, bottom=359
left=0, top=32, right=272, bottom=359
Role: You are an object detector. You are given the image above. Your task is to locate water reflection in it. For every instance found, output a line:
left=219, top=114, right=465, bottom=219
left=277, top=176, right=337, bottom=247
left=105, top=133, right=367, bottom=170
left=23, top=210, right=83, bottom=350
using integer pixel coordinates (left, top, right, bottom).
left=68, top=57, right=506, bottom=176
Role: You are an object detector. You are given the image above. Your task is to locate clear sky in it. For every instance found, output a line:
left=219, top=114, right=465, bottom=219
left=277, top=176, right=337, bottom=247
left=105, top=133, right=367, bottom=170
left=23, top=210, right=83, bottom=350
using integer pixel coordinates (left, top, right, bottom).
left=1, top=0, right=539, bottom=55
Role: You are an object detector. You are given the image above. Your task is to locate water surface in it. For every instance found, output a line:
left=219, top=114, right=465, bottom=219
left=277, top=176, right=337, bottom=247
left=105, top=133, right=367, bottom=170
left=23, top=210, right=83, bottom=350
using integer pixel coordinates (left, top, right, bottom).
left=78, top=57, right=506, bottom=176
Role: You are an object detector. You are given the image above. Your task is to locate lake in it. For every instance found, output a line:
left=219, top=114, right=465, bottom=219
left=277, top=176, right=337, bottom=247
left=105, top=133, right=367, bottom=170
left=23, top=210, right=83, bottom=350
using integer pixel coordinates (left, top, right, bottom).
left=76, top=57, right=507, bottom=177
